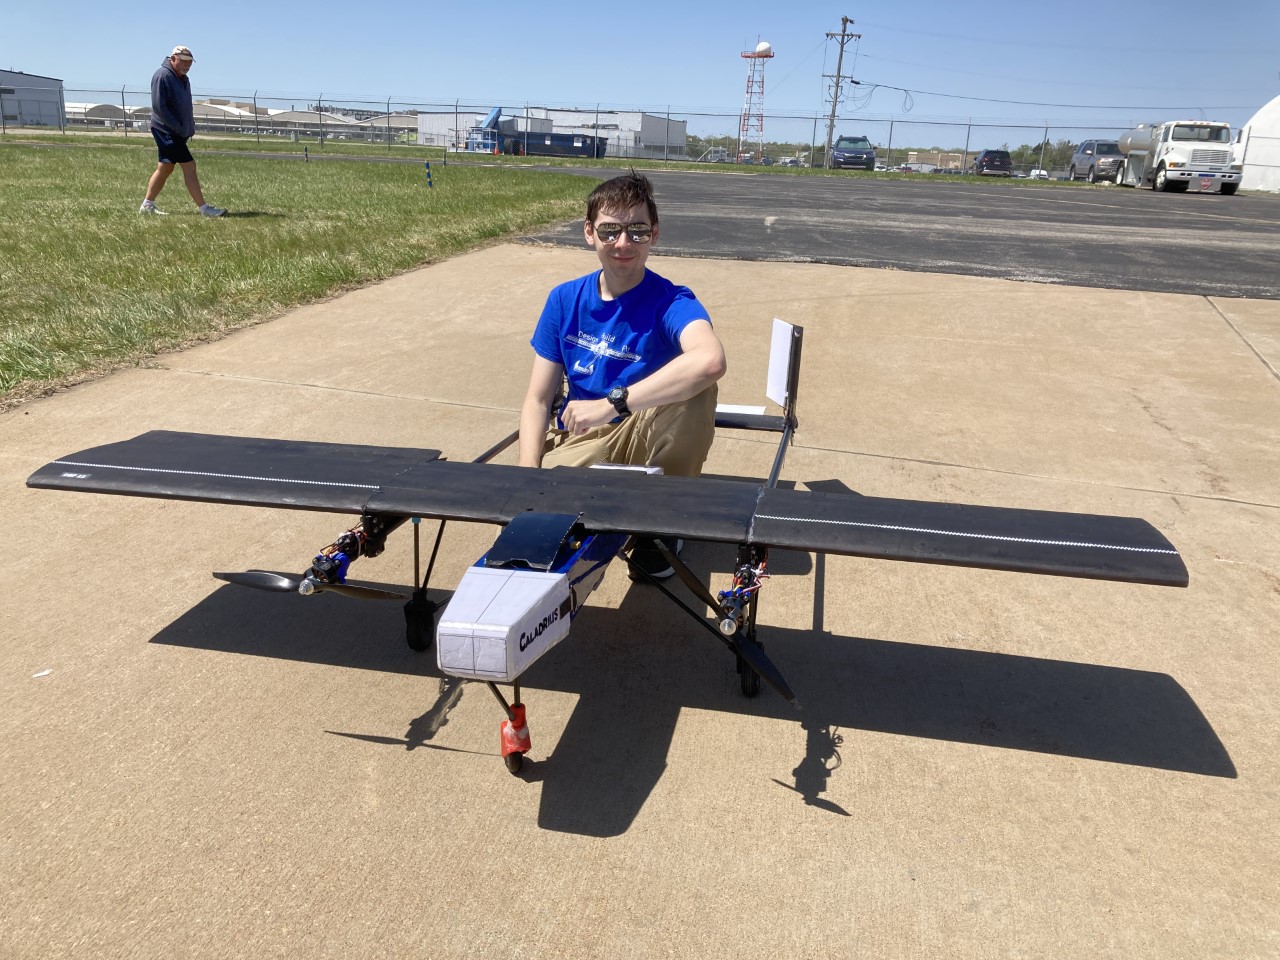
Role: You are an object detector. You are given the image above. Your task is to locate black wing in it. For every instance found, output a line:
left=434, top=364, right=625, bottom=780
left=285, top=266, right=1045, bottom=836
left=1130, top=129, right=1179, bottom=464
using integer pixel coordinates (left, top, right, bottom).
left=28, top=431, right=1187, bottom=587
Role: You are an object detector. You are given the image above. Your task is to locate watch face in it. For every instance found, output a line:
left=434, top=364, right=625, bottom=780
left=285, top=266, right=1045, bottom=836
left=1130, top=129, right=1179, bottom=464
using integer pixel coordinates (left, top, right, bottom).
left=609, top=387, right=625, bottom=401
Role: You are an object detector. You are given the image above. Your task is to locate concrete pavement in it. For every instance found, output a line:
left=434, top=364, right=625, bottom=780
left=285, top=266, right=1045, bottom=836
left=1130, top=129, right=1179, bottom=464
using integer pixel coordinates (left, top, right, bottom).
left=2, top=244, right=1278, bottom=959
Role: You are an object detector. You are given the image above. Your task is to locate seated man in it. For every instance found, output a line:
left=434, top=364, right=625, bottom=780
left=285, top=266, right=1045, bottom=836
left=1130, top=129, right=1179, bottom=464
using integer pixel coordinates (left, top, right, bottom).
left=518, top=172, right=727, bottom=579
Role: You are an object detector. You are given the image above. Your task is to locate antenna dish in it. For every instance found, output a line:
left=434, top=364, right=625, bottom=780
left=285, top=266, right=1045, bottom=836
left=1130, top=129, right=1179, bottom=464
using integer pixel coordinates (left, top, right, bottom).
left=755, top=41, right=773, bottom=55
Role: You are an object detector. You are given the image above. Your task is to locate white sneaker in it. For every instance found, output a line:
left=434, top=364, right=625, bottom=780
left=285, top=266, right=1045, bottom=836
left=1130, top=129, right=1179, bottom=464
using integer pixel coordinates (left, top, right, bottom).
left=139, top=202, right=167, bottom=215
left=199, top=204, right=226, bottom=217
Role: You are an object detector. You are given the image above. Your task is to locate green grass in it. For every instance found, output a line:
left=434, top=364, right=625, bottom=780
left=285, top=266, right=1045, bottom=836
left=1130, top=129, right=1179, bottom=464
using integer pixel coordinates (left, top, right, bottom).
left=0, top=140, right=592, bottom=406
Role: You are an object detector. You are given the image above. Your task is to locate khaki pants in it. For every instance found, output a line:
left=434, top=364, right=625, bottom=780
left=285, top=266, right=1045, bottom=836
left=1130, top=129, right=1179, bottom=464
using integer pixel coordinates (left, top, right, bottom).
left=541, top=385, right=718, bottom=478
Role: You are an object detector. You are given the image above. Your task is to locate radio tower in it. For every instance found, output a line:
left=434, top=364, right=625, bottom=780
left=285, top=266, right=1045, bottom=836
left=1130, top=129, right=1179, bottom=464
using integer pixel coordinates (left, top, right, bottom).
left=738, top=40, right=774, bottom=163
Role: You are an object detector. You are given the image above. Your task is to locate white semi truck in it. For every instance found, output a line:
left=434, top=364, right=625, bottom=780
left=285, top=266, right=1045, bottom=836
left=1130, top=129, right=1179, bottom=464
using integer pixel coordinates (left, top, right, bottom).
left=1116, top=120, right=1243, bottom=194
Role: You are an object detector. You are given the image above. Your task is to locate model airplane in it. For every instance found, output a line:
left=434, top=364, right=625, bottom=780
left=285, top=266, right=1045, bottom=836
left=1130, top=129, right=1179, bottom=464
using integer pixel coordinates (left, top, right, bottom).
left=26, top=321, right=1188, bottom=773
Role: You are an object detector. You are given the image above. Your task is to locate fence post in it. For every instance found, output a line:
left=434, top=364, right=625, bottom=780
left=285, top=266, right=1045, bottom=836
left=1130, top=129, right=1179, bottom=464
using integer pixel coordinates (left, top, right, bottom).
left=387, top=96, right=392, bottom=152
left=664, top=106, right=670, bottom=163
left=317, top=93, right=323, bottom=146
left=0, top=88, right=6, bottom=136
left=253, top=92, right=260, bottom=144
left=121, top=85, right=128, bottom=137
left=886, top=119, right=894, bottom=169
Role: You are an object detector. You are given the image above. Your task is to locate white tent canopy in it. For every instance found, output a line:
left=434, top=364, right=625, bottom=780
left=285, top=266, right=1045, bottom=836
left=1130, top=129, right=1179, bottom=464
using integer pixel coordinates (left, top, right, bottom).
left=1240, top=94, right=1280, bottom=193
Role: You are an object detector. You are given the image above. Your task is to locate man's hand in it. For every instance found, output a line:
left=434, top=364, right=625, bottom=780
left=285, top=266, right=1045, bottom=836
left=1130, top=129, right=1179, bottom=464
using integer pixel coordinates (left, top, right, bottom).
left=559, top=397, right=617, bottom=435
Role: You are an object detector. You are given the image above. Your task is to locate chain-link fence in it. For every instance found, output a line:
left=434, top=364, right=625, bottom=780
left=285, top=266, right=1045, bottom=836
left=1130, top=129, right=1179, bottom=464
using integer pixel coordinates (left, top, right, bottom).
left=2, top=82, right=1138, bottom=176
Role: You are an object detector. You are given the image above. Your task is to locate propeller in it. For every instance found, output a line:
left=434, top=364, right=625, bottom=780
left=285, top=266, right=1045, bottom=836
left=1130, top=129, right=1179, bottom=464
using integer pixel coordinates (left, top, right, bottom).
left=733, top=633, right=797, bottom=706
left=212, top=570, right=407, bottom=601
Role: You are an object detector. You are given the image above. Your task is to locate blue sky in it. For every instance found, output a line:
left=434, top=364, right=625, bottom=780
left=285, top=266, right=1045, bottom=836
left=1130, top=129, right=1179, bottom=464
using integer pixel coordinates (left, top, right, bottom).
left=6, top=2, right=1278, bottom=137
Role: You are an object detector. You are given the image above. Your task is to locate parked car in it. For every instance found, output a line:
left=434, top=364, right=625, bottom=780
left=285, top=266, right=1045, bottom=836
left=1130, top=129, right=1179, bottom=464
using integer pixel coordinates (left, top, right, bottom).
left=830, top=135, right=877, bottom=170
left=1068, top=140, right=1123, bottom=183
left=969, top=149, right=1013, bottom=176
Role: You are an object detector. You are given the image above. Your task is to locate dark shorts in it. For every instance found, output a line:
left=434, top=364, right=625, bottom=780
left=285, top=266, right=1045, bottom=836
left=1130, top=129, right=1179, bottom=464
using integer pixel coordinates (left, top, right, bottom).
left=151, top=127, right=194, bottom=165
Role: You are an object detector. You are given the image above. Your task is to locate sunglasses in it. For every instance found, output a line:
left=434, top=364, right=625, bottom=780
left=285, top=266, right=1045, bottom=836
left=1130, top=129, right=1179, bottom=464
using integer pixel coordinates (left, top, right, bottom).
left=593, top=222, right=653, bottom=244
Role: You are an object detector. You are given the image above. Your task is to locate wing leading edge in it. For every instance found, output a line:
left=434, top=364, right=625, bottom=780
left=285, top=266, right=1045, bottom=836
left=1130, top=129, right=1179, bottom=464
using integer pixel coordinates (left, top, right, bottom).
left=27, top=431, right=1187, bottom=587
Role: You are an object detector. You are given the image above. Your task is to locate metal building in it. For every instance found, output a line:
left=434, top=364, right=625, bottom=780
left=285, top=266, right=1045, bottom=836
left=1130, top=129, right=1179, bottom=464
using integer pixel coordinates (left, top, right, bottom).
left=532, top=107, right=688, bottom=160
left=0, top=69, right=65, bottom=129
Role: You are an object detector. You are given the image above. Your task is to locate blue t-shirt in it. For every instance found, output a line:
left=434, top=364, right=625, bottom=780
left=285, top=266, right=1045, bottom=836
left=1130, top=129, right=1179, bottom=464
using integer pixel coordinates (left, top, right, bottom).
left=531, top=269, right=710, bottom=404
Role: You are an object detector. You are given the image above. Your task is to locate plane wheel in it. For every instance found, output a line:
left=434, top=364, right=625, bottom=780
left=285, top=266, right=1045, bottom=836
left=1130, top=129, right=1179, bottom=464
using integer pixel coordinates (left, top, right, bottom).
left=504, top=752, right=524, bottom=774
left=404, top=590, right=437, bottom=652
left=737, top=653, right=761, bottom=698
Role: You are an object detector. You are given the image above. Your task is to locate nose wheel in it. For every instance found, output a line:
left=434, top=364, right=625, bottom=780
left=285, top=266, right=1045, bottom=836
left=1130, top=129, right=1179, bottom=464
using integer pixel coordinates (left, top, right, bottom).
left=489, top=681, right=531, bottom=775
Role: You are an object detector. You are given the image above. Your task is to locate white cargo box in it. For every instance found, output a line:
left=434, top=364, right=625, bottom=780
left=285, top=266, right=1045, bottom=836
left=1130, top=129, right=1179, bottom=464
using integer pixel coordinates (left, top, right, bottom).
left=437, top=566, right=573, bottom=681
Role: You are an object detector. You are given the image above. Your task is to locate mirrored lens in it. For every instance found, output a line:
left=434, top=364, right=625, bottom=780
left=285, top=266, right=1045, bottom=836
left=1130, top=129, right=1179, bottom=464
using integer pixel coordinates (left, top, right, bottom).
left=595, top=222, right=652, bottom=243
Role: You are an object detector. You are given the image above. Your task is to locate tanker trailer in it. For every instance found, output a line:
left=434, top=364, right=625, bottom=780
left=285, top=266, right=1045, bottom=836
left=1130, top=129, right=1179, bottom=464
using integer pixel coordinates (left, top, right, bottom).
left=1116, top=121, right=1243, bottom=194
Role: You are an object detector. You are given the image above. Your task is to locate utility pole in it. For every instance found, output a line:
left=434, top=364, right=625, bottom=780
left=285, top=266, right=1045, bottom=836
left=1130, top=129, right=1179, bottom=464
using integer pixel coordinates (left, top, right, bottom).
left=822, top=16, right=861, bottom=169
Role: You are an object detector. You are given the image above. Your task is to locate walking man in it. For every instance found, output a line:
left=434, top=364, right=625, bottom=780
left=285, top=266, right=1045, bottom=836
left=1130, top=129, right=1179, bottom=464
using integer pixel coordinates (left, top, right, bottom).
left=140, top=45, right=225, bottom=217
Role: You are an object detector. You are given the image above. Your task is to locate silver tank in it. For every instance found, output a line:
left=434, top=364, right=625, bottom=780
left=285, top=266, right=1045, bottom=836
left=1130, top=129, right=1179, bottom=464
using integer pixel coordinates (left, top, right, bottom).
left=1118, top=124, right=1159, bottom=155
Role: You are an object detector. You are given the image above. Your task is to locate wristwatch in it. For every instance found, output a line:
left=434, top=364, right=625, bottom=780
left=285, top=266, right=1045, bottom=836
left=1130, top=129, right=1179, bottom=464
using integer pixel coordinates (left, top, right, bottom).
left=606, top=385, right=631, bottom=419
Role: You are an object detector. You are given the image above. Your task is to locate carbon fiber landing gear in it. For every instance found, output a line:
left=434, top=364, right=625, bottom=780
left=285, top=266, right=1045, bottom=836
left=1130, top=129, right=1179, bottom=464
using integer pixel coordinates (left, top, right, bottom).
left=404, top=517, right=446, bottom=652
left=626, top=540, right=797, bottom=707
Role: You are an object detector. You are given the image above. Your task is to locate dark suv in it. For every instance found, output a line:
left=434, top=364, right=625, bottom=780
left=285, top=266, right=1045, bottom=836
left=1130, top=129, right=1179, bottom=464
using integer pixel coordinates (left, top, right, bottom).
left=830, top=135, right=877, bottom=170
left=970, top=149, right=1013, bottom=176
left=1068, top=140, right=1123, bottom=183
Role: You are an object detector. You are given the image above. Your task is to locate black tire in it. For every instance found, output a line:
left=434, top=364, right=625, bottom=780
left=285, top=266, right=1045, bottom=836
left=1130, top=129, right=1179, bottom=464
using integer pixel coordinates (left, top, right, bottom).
left=404, top=591, right=436, bottom=652
left=504, top=752, right=524, bottom=775
left=1220, top=183, right=1238, bottom=196
left=1154, top=165, right=1172, bottom=191
left=1068, top=165, right=1077, bottom=181
left=737, top=652, right=761, bottom=698
left=1087, top=166, right=1098, bottom=184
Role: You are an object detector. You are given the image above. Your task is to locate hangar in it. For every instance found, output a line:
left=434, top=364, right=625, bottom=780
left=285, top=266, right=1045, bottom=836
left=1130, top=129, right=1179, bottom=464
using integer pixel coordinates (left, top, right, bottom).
left=0, top=69, right=64, bottom=129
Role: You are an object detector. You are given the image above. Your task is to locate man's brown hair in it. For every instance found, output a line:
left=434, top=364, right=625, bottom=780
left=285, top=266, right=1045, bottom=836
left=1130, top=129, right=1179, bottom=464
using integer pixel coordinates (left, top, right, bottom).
left=585, top=171, right=658, bottom=226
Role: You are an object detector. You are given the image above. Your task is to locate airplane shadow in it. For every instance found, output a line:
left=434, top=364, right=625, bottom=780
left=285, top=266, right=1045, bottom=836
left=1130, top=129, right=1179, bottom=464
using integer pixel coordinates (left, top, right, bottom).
left=150, top=535, right=1233, bottom=838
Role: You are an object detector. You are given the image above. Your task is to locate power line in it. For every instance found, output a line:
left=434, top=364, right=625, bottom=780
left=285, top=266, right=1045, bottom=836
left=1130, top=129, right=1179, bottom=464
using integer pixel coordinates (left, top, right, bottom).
left=849, top=78, right=1256, bottom=113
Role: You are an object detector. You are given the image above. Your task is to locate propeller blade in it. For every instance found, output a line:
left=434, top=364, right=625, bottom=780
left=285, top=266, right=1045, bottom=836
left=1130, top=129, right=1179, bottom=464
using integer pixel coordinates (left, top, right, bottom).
left=212, top=570, right=405, bottom=600
left=735, top=635, right=797, bottom=705
left=323, top=582, right=408, bottom=601
left=213, top=570, right=302, bottom=593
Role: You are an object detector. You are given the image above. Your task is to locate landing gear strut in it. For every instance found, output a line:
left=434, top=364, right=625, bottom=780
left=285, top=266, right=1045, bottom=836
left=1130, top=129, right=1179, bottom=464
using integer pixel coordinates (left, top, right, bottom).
left=627, top=539, right=797, bottom=707
left=488, top=680, right=530, bottom=774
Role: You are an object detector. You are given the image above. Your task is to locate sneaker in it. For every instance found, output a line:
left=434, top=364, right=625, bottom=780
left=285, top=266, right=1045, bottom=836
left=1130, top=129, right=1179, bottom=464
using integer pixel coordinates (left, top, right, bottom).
left=627, top=537, right=683, bottom=582
left=138, top=202, right=167, bottom=215
left=199, top=204, right=226, bottom=217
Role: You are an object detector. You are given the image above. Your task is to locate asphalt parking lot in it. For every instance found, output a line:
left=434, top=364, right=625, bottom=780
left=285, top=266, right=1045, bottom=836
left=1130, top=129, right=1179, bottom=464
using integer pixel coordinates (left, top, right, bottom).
left=3, top=173, right=1278, bottom=959
left=530, top=169, right=1280, bottom=298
